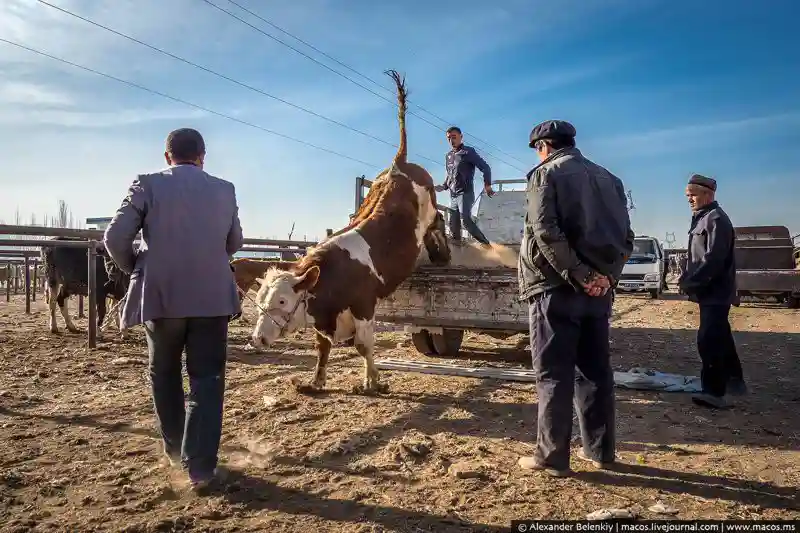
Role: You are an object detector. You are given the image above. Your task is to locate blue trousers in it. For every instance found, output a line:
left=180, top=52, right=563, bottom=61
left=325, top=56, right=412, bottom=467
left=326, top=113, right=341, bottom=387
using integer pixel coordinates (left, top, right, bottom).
left=144, top=316, right=229, bottom=479
left=448, top=189, right=489, bottom=245
left=529, top=286, right=615, bottom=470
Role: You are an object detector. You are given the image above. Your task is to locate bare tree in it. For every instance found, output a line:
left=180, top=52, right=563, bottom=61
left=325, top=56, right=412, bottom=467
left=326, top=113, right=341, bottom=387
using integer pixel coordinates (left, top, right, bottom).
left=57, top=199, right=70, bottom=227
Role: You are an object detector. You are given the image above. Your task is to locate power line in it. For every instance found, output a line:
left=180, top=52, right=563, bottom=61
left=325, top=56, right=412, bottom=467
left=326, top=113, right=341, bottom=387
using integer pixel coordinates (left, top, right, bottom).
left=222, top=0, right=530, bottom=167
left=34, top=0, right=443, bottom=168
left=0, top=37, right=381, bottom=168
left=199, top=0, right=527, bottom=173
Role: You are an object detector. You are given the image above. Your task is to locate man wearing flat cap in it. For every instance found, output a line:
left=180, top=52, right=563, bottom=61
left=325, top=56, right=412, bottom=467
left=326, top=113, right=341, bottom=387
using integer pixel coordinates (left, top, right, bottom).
left=104, top=127, right=244, bottom=489
left=517, top=119, right=634, bottom=477
left=678, top=174, right=745, bottom=409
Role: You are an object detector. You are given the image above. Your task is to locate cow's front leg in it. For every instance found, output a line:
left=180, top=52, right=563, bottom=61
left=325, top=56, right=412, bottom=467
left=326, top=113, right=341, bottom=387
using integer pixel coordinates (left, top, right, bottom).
left=59, top=293, right=81, bottom=333
left=96, top=295, right=108, bottom=339
left=294, top=332, right=331, bottom=394
left=48, top=286, right=59, bottom=334
left=352, top=318, right=387, bottom=395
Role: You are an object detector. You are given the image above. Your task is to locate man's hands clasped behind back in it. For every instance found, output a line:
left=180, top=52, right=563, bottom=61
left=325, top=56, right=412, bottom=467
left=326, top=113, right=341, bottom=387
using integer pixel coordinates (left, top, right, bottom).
left=580, top=272, right=611, bottom=297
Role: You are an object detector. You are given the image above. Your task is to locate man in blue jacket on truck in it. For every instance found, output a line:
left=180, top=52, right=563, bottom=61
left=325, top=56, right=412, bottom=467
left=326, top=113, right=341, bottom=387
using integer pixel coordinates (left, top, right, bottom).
left=435, top=126, right=494, bottom=246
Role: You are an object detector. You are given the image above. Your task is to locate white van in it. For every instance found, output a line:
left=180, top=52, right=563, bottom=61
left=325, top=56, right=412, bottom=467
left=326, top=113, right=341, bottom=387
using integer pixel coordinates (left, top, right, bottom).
left=616, top=235, right=666, bottom=299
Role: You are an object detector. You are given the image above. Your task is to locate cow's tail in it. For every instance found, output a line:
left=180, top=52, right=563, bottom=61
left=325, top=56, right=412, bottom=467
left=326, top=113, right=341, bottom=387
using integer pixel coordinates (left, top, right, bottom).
left=385, top=69, right=408, bottom=165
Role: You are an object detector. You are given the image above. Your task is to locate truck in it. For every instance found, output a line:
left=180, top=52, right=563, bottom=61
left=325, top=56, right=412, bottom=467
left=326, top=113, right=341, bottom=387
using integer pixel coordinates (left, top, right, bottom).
left=615, top=235, right=666, bottom=299
left=733, top=225, right=800, bottom=308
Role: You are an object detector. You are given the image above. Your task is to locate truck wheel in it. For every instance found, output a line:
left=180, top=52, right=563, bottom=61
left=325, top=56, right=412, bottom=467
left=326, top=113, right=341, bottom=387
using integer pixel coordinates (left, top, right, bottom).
left=411, top=331, right=437, bottom=356
left=789, top=295, right=800, bottom=309
left=649, top=289, right=660, bottom=299
left=429, top=329, right=465, bottom=357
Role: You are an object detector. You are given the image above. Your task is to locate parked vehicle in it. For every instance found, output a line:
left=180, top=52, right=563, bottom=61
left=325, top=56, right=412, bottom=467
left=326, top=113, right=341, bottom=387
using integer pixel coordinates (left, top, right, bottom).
left=616, top=236, right=666, bottom=299
left=734, top=225, right=800, bottom=308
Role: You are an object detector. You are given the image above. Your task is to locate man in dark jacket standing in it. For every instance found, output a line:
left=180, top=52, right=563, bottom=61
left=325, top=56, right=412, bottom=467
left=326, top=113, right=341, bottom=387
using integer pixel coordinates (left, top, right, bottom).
left=435, top=126, right=494, bottom=246
left=517, top=120, right=633, bottom=477
left=678, top=174, right=746, bottom=409
left=104, top=128, right=243, bottom=490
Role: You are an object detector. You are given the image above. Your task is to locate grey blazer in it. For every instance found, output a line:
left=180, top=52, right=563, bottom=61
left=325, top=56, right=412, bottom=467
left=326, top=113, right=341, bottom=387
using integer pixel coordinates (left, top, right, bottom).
left=103, top=164, right=244, bottom=327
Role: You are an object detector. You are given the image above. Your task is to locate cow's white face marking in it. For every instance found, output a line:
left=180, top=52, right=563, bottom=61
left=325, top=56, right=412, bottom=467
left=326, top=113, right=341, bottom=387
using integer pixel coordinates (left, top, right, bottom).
left=411, top=181, right=437, bottom=245
left=326, top=229, right=384, bottom=284
left=251, top=269, right=313, bottom=348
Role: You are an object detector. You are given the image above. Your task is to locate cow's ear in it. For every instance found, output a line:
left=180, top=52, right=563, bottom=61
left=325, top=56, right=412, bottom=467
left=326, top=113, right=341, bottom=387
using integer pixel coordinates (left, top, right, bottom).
left=293, top=265, right=320, bottom=292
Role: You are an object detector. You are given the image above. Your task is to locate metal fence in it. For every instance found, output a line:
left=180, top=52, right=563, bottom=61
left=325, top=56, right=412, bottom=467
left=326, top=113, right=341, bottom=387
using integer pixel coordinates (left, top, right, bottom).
left=0, top=224, right=319, bottom=349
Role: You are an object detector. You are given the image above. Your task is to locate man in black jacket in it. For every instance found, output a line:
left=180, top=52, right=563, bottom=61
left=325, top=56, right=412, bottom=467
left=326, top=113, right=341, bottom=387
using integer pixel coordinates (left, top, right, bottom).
left=678, top=174, right=746, bottom=409
left=517, top=120, right=634, bottom=477
left=435, top=126, right=494, bottom=246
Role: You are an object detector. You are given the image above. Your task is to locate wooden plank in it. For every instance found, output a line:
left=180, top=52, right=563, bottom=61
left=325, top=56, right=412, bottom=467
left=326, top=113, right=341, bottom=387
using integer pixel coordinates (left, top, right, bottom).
left=374, top=358, right=537, bottom=382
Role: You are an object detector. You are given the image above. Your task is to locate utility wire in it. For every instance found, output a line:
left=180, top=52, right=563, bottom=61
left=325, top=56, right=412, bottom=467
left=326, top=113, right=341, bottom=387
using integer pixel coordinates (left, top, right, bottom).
left=200, top=0, right=527, bottom=172
left=0, top=38, right=381, bottom=168
left=34, top=0, right=443, bottom=168
left=223, top=0, right=529, bottom=167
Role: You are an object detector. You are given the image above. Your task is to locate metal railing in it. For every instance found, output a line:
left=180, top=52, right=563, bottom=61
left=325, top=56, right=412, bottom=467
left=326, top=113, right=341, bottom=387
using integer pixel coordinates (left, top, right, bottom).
left=0, top=224, right=320, bottom=349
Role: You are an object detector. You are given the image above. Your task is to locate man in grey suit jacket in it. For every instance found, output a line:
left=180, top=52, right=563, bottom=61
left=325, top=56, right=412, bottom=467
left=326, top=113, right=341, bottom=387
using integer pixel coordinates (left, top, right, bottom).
left=104, top=128, right=243, bottom=489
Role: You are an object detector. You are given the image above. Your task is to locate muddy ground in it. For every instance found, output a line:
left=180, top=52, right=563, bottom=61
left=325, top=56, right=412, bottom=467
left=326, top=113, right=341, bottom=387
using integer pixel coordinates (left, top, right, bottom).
left=0, top=288, right=798, bottom=532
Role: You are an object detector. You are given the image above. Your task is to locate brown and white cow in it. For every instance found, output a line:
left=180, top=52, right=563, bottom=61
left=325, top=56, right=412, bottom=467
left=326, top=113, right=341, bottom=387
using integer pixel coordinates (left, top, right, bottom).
left=250, top=70, right=450, bottom=394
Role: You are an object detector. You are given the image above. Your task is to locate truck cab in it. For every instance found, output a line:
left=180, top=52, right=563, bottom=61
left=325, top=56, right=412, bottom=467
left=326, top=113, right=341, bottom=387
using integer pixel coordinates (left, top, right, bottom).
left=615, top=236, right=666, bottom=299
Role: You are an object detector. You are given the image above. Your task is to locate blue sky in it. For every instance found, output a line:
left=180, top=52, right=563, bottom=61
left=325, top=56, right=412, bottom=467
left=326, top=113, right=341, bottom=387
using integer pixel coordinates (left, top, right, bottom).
left=0, top=0, right=798, bottom=244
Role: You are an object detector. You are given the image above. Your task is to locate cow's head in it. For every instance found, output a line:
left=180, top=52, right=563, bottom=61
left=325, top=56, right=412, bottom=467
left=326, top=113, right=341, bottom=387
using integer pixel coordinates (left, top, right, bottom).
left=251, top=264, right=320, bottom=349
left=97, top=247, right=129, bottom=294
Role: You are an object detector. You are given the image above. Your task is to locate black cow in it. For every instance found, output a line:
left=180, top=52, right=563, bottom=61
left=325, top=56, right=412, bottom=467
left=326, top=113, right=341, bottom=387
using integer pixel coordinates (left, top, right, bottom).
left=41, top=237, right=130, bottom=336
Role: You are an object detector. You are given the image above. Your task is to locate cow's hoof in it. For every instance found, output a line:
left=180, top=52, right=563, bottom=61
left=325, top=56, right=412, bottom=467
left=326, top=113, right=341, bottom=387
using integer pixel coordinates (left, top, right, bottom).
left=67, top=327, right=82, bottom=334
left=352, top=382, right=389, bottom=395
left=290, top=376, right=325, bottom=395
left=294, top=382, right=325, bottom=395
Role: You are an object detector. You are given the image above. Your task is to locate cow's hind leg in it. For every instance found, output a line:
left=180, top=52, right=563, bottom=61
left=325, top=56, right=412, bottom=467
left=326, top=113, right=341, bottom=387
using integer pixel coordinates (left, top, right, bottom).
left=352, top=318, right=387, bottom=394
left=294, top=332, right=331, bottom=394
left=58, top=290, right=80, bottom=333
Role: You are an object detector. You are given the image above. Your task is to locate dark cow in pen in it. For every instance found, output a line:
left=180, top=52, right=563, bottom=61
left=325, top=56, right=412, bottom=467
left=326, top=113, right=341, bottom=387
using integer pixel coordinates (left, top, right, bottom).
left=41, top=237, right=130, bottom=336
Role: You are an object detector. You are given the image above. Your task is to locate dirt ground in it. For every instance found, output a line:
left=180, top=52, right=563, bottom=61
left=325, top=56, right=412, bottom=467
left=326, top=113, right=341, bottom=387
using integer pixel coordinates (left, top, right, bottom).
left=0, top=288, right=798, bottom=532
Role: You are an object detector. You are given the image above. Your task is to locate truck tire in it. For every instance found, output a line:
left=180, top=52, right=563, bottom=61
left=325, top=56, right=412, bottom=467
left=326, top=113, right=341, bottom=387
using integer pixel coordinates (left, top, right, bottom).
left=430, top=329, right=465, bottom=357
left=411, top=331, right=437, bottom=356
left=789, top=295, right=800, bottom=309
left=410, top=329, right=465, bottom=357
left=649, top=289, right=660, bottom=299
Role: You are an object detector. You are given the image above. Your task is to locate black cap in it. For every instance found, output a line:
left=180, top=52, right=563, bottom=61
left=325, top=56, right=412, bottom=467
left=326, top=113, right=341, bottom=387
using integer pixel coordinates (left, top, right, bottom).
left=166, top=128, right=205, bottom=161
left=688, top=173, right=717, bottom=191
left=529, top=120, right=577, bottom=148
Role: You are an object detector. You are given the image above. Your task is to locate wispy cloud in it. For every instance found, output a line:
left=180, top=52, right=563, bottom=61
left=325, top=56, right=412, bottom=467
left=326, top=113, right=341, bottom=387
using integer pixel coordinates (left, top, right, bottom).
left=0, top=107, right=208, bottom=128
left=0, top=80, right=73, bottom=106
left=589, top=111, right=800, bottom=155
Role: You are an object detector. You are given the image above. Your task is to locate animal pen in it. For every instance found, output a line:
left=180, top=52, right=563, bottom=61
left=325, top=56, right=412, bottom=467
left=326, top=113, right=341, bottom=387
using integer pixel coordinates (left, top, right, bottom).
left=0, top=224, right=317, bottom=349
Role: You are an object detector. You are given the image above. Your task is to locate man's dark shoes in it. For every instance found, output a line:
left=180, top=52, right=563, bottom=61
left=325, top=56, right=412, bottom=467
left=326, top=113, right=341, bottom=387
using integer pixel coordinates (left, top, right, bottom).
left=727, top=378, right=748, bottom=397
left=691, top=392, right=730, bottom=409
